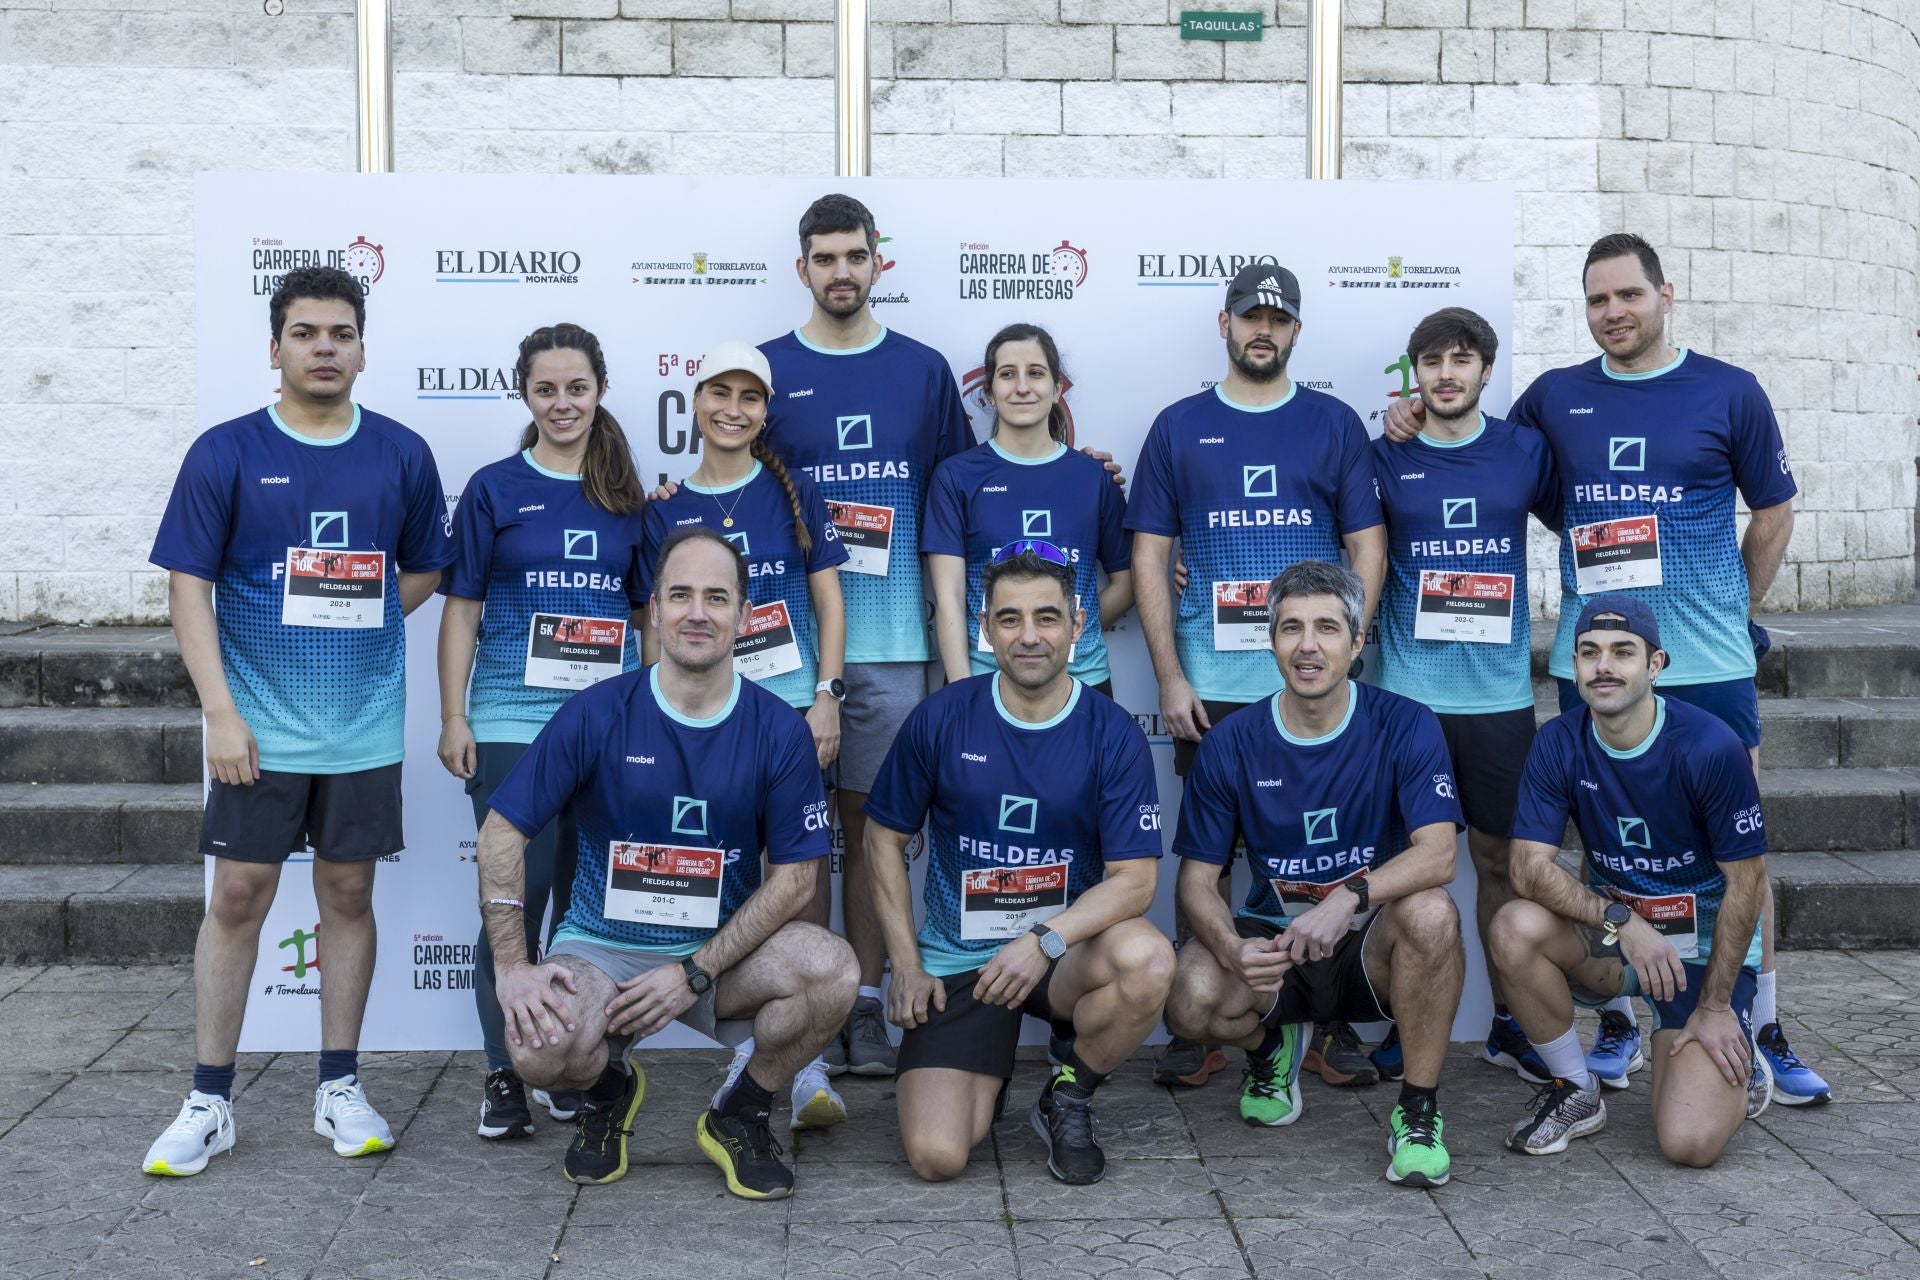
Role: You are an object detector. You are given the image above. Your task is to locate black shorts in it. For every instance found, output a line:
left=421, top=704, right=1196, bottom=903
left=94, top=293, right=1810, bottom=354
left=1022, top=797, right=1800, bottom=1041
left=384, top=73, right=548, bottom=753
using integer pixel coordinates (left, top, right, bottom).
left=1236, top=914, right=1390, bottom=1026
left=199, top=764, right=404, bottom=863
left=1173, top=698, right=1258, bottom=776
left=1435, top=706, right=1536, bottom=838
left=895, top=959, right=1068, bottom=1080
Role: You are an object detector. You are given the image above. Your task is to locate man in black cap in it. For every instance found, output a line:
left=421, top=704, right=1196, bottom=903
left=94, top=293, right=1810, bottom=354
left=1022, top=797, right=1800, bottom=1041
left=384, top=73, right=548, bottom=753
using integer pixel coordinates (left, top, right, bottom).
left=1126, top=262, right=1385, bottom=1087
left=1491, top=594, right=1770, bottom=1167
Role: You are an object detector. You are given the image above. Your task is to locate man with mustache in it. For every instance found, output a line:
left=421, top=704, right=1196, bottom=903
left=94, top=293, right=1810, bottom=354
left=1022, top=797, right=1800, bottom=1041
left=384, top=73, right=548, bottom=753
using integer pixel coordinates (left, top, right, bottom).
left=1128, top=263, right=1386, bottom=1088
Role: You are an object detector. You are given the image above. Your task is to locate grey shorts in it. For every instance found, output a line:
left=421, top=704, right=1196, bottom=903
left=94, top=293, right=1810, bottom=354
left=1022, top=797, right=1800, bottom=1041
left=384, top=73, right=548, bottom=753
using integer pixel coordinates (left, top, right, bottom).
left=835, top=661, right=931, bottom=794
left=545, top=933, right=752, bottom=1047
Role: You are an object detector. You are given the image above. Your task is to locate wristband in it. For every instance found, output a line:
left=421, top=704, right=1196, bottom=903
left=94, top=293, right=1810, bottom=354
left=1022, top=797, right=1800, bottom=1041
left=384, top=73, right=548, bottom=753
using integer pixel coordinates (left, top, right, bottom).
left=442, top=712, right=468, bottom=723
left=484, top=897, right=526, bottom=910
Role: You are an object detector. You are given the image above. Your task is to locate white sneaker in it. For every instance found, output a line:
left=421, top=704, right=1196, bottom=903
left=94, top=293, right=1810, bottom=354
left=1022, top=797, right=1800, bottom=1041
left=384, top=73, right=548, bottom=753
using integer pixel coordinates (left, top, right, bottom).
left=530, top=1088, right=579, bottom=1122
left=314, top=1075, right=396, bottom=1157
left=142, top=1091, right=236, bottom=1176
left=1747, top=1046, right=1774, bottom=1120
left=790, top=1057, right=848, bottom=1132
left=710, top=1039, right=755, bottom=1113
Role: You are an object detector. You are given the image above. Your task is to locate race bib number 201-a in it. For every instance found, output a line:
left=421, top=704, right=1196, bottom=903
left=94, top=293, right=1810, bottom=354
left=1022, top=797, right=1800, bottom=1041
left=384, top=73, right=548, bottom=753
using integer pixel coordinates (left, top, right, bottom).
left=1572, top=516, right=1662, bottom=593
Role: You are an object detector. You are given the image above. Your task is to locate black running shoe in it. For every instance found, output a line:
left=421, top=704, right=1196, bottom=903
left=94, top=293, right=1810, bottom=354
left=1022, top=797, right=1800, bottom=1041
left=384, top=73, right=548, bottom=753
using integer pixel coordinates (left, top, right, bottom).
left=563, top=1063, right=646, bottom=1185
left=697, top=1106, right=794, bottom=1200
left=477, top=1068, right=535, bottom=1140
left=1030, top=1078, right=1105, bottom=1185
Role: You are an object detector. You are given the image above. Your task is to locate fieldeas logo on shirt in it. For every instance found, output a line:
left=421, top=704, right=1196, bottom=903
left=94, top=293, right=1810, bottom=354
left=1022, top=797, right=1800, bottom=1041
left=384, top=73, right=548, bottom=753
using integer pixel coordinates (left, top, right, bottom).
left=672, top=796, right=710, bottom=839
left=1441, top=498, right=1478, bottom=529
left=310, top=512, right=349, bottom=548
left=1022, top=510, right=1053, bottom=538
left=724, top=531, right=750, bottom=555
left=563, top=529, right=598, bottom=561
left=1608, top=438, right=1646, bottom=472
left=836, top=415, right=873, bottom=450
left=1243, top=464, right=1278, bottom=499
left=998, top=795, right=1039, bottom=835
left=1617, top=816, right=1652, bottom=849
left=1304, top=808, right=1340, bottom=845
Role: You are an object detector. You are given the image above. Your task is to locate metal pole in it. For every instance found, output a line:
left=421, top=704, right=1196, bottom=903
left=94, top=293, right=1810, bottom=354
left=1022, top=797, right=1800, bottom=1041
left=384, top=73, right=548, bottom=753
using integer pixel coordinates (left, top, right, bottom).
left=356, top=0, right=393, bottom=173
left=1305, top=0, right=1341, bottom=179
left=835, top=0, right=871, bottom=178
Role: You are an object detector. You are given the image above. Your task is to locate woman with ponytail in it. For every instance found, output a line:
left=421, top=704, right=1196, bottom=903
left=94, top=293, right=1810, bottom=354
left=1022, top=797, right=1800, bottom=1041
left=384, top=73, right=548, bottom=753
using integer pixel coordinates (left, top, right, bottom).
left=925, top=322, right=1133, bottom=694
left=436, top=322, right=650, bottom=1143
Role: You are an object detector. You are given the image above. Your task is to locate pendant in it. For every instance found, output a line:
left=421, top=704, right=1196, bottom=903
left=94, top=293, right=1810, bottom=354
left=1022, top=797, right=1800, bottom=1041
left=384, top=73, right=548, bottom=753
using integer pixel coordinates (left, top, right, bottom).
left=723, top=518, right=734, bottom=527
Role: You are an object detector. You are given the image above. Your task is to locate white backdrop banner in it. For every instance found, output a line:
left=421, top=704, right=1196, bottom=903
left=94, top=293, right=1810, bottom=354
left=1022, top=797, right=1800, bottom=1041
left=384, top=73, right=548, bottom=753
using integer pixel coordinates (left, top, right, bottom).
left=194, top=173, right=1515, bottom=1051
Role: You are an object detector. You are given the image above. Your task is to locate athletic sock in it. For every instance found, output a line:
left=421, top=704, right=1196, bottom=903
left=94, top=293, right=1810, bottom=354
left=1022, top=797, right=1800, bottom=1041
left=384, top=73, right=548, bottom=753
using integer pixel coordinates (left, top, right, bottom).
left=1534, top=1026, right=1594, bottom=1091
left=1253, top=1021, right=1293, bottom=1063
left=586, top=1058, right=630, bottom=1106
left=718, top=1066, right=775, bottom=1118
left=1492, top=1003, right=1511, bottom=1021
left=1397, top=1082, right=1438, bottom=1110
left=193, top=1062, right=236, bottom=1101
left=1599, top=995, right=1635, bottom=1020
left=317, top=1049, right=358, bottom=1085
left=1754, top=969, right=1778, bottom=1031
left=856, top=985, right=884, bottom=1004
left=1054, top=1046, right=1109, bottom=1100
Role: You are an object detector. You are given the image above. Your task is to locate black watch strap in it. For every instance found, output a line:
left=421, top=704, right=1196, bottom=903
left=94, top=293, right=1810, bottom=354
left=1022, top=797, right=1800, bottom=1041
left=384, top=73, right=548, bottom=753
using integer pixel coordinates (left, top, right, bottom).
left=1346, top=873, right=1369, bottom=914
left=681, top=956, right=713, bottom=994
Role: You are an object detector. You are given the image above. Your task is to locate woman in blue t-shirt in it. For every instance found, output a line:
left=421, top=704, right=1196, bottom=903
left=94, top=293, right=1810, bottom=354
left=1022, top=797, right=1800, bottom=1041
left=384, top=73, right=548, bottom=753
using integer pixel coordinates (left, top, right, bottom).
left=436, top=322, right=649, bottom=1142
left=924, top=323, right=1132, bottom=695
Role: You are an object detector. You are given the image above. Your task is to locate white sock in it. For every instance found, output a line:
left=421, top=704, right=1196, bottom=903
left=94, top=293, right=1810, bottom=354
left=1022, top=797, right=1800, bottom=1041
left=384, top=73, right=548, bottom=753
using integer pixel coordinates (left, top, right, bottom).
left=857, top=985, right=884, bottom=1004
left=1600, top=995, right=1635, bottom=1020
left=1535, top=1026, right=1594, bottom=1091
left=1754, top=970, right=1778, bottom=1031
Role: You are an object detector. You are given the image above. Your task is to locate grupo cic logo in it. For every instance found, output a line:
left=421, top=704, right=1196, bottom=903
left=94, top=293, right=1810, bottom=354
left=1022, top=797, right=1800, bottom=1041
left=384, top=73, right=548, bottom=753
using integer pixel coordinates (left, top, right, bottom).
left=249, top=233, right=385, bottom=297
left=957, top=238, right=1089, bottom=303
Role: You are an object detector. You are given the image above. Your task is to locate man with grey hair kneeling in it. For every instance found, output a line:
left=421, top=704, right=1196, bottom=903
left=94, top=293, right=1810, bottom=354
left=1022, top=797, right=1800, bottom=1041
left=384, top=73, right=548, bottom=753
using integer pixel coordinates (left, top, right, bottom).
left=1161, top=560, right=1467, bottom=1187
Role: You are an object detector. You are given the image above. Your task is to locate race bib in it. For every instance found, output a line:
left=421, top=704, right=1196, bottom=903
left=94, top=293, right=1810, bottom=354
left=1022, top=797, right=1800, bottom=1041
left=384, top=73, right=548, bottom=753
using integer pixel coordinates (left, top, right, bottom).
left=281, top=548, right=385, bottom=628
left=734, top=600, right=802, bottom=681
left=1268, top=871, right=1368, bottom=932
left=1572, top=515, right=1662, bottom=593
left=605, top=841, right=722, bottom=930
left=1212, top=580, right=1270, bottom=651
left=1619, top=890, right=1698, bottom=960
left=830, top=501, right=893, bottom=576
left=960, top=864, right=1067, bottom=940
left=524, top=614, right=626, bottom=690
left=1413, top=570, right=1515, bottom=645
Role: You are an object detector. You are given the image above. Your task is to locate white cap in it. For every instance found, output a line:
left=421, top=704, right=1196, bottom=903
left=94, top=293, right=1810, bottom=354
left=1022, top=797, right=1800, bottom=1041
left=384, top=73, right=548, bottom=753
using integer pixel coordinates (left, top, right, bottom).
left=695, top=341, right=774, bottom=397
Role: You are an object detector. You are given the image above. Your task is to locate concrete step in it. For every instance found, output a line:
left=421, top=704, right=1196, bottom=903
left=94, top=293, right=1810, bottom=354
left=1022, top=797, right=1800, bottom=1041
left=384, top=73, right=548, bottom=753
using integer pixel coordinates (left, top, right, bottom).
left=1771, top=851, right=1920, bottom=949
left=0, top=863, right=203, bottom=963
left=0, top=783, right=202, bottom=865
left=1758, top=768, right=1918, bottom=852
left=1530, top=694, right=1920, bottom=769
left=0, top=708, right=202, bottom=784
left=0, top=624, right=190, bottom=708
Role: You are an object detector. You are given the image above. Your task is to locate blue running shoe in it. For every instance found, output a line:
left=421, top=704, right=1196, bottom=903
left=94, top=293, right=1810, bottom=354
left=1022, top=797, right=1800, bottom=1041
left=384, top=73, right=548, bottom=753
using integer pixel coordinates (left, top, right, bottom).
left=1585, top=1009, right=1646, bottom=1090
left=1483, top=1014, right=1550, bottom=1084
left=1369, top=1025, right=1404, bottom=1082
left=1757, top=1023, right=1832, bottom=1106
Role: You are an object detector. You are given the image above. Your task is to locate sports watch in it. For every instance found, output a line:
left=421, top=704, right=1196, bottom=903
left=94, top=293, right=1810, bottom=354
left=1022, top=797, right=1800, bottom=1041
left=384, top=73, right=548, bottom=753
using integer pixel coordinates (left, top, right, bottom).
left=815, top=677, right=846, bottom=702
left=1601, top=900, right=1634, bottom=946
left=681, top=956, right=713, bottom=995
left=1029, top=923, right=1067, bottom=960
left=1342, top=872, right=1370, bottom=914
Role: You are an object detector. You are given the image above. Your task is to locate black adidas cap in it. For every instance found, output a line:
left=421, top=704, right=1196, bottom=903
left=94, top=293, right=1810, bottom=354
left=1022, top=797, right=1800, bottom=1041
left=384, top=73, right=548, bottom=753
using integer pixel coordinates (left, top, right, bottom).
left=1224, top=263, right=1302, bottom=320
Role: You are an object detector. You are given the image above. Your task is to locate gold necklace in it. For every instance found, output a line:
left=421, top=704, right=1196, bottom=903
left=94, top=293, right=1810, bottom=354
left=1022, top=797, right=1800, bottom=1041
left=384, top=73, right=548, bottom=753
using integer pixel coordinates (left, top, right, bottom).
left=704, top=472, right=752, bottom=528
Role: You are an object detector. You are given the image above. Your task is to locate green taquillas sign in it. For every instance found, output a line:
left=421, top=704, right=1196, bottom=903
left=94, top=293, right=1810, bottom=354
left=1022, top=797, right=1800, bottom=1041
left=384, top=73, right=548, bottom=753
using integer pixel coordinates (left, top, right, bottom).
left=1179, top=10, right=1262, bottom=39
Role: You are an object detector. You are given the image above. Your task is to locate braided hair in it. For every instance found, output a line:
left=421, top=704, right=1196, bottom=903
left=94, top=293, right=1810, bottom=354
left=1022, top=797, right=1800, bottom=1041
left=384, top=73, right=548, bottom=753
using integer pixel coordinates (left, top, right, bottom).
left=750, top=436, right=813, bottom=557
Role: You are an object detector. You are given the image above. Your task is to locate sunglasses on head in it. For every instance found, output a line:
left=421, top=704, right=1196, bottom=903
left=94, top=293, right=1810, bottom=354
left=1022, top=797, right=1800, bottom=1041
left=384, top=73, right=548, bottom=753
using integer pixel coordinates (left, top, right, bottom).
left=990, top=539, right=1070, bottom=567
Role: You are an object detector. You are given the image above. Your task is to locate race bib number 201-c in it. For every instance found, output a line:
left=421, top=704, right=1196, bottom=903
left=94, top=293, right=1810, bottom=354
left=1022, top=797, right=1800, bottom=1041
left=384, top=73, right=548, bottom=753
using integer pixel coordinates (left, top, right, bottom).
left=604, top=841, right=722, bottom=930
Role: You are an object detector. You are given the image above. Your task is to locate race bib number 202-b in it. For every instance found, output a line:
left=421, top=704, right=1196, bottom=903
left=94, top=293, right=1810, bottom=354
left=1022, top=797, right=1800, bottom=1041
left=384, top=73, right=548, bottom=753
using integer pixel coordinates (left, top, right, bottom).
left=281, top=548, right=385, bottom=629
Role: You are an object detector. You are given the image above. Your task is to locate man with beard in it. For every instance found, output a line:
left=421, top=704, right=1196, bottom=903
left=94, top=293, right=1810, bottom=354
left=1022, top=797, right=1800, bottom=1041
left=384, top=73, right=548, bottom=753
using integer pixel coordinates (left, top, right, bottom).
left=1127, top=263, right=1386, bottom=1088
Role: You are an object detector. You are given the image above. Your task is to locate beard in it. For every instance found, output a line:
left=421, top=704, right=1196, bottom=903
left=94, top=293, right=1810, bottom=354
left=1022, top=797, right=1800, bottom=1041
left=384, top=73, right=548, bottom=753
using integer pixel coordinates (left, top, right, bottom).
left=1228, top=333, right=1289, bottom=384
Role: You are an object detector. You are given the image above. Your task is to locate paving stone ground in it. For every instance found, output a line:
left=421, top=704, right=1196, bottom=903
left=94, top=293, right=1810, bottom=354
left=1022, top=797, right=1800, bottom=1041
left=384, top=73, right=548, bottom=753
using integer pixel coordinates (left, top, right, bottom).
left=1, top=950, right=1915, bottom=1279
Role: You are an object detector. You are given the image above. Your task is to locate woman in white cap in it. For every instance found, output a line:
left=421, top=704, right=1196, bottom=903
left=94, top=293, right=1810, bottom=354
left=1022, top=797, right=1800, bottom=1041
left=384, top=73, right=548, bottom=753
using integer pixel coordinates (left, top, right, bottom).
left=639, top=341, right=851, bottom=1128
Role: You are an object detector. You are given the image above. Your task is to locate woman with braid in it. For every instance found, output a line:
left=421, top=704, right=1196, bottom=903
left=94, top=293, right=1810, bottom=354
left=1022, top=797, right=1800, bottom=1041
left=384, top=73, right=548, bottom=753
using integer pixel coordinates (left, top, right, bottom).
left=640, top=342, right=852, bottom=1130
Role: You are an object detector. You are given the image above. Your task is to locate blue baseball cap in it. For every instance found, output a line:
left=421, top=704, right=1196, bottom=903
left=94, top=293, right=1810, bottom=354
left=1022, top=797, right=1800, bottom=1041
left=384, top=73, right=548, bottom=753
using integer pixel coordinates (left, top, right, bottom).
left=1573, top=594, right=1666, bottom=666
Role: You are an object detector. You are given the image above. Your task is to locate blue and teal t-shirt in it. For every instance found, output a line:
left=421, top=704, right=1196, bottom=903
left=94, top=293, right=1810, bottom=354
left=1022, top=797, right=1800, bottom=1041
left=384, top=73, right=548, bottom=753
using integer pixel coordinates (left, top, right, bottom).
left=149, top=404, right=452, bottom=774
left=642, top=461, right=848, bottom=710
left=864, top=675, right=1161, bottom=977
left=759, top=327, right=973, bottom=666
left=1512, top=696, right=1766, bottom=966
left=1372, top=414, right=1560, bottom=716
left=1124, top=383, right=1383, bottom=704
left=1174, top=681, right=1462, bottom=927
left=921, top=439, right=1131, bottom=685
left=488, top=666, right=830, bottom=956
left=1509, top=351, right=1796, bottom=686
left=446, top=450, right=649, bottom=745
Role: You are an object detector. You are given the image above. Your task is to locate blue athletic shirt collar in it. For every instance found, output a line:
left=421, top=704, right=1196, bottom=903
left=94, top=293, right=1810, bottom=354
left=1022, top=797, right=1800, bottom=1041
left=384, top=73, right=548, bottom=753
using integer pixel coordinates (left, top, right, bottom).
left=992, top=674, right=1082, bottom=730
left=1602, top=348, right=1689, bottom=382
left=649, top=664, right=742, bottom=728
left=987, top=438, right=1068, bottom=466
left=1270, top=680, right=1359, bottom=746
left=268, top=403, right=360, bottom=447
left=1414, top=411, right=1487, bottom=450
left=793, top=325, right=888, bottom=356
left=520, top=448, right=583, bottom=481
left=1213, top=382, right=1297, bottom=414
left=684, top=459, right=763, bottom=495
left=1592, top=694, right=1666, bottom=760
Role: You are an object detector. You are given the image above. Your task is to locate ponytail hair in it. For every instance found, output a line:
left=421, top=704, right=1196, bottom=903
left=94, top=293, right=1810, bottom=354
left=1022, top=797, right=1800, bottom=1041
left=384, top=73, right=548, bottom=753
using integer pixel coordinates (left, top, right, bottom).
left=982, top=322, right=1070, bottom=444
left=515, top=323, right=645, bottom=517
left=750, top=436, right=813, bottom=557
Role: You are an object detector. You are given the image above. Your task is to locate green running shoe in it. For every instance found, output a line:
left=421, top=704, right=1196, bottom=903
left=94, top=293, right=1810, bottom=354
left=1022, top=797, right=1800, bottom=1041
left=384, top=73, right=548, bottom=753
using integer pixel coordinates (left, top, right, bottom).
left=1238, top=1024, right=1304, bottom=1127
left=1385, top=1097, right=1450, bottom=1187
